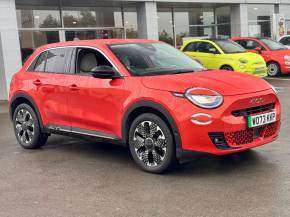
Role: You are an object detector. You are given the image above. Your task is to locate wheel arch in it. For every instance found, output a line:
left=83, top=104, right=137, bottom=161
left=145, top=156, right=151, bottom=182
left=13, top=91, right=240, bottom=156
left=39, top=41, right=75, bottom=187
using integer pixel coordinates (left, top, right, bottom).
left=10, top=93, right=43, bottom=128
left=267, top=60, right=281, bottom=67
left=266, top=60, right=281, bottom=75
left=220, top=64, right=234, bottom=70
left=122, top=100, right=182, bottom=158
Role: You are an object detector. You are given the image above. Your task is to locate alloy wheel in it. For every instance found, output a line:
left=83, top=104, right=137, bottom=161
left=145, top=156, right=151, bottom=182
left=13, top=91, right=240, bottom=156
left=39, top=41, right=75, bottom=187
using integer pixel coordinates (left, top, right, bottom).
left=15, top=109, right=35, bottom=144
left=133, top=121, right=167, bottom=167
left=268, top=63, right=279, bottom=76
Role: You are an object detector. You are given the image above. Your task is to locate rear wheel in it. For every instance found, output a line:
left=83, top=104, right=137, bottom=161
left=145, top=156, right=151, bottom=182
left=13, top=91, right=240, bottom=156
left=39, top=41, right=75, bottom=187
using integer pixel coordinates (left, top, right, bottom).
left=267, top=62, right=280, bottom=77
left=13, top=103, right=48, bottom=149
left=221, top=65, right=234, bottom=71
left=128, top=113, right=176, bottom=173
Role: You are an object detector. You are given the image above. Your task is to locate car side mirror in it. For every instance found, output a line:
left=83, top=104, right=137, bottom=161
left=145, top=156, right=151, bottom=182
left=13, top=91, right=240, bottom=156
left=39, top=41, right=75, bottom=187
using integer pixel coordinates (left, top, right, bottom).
left=254, top=47, right=262, bottom=54
left=91, top=65, right=122, bottom=79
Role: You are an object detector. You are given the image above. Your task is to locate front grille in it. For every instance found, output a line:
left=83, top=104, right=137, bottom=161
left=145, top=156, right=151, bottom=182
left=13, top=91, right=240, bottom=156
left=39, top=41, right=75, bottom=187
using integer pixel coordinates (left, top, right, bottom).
left=264, top=122, right=280, bottom=138
left=232, top=103, right=275, bottom=117
left=224, top=122, right=279, bottom=147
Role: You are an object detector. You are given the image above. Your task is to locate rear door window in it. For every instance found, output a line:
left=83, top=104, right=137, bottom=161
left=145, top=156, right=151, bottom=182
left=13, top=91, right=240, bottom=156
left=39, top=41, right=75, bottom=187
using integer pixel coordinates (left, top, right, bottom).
left=237, top=40, right=264, bottom=50
left=45, top=48, right=73, bottom=73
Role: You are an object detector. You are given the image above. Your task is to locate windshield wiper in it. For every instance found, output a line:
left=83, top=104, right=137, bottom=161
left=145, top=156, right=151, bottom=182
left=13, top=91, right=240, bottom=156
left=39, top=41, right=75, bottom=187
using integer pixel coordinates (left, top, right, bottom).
left=171, top=68, right=206, bottom=74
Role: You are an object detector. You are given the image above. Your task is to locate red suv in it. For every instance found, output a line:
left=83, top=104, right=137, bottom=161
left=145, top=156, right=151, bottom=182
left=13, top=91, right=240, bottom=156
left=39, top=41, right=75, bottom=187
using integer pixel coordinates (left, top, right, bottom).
left=232, top=37, right=290, bottom=76
left=9, top=39, right=281, bottom=173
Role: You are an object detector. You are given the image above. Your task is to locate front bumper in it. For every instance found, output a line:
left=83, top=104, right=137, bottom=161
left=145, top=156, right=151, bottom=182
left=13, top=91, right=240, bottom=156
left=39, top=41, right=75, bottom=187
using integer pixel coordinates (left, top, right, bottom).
left=237, top=65, right=268, bottom=77
left=173, top=89, right=281, bottom=155
left=280, top=63, right=290, bottom=74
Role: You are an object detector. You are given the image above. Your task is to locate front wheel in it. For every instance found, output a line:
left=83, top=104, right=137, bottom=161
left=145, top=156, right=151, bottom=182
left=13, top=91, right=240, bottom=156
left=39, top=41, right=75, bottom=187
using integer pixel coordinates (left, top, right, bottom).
left=128, top=113, right=176, bottom=173
left=13, top=103, right=48, bottom=149
left=267, top=62, right=280, bottom=77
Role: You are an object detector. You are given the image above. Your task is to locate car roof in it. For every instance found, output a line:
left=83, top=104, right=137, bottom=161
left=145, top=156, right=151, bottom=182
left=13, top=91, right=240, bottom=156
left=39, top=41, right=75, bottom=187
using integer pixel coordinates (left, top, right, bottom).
left=38, top=39, right=160, bottom=50
left=279, top=35, right=290, bottom=38
left=187, top=38, right=233, bottom=44
left=232, top=37, right=271, bottom=40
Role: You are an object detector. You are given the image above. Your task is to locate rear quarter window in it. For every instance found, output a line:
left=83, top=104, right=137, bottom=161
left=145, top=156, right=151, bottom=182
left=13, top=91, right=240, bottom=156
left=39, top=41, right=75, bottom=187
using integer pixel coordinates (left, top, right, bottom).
left=34, top=52, right=47, bottom=72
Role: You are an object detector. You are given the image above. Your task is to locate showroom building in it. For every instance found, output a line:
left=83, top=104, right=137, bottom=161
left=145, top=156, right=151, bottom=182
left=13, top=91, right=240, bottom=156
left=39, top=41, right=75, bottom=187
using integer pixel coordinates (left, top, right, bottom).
left=1, top=0, right=290, bottom=100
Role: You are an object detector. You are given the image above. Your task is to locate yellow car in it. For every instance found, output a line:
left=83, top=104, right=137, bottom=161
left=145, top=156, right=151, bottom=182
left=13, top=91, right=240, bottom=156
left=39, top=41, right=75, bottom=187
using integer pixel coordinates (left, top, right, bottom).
left=181, top=39, right=267, bottom=77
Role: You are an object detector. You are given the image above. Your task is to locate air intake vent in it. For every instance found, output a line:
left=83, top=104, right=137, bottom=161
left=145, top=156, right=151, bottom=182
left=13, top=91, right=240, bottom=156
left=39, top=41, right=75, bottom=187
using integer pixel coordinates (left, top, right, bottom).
left=232, top=103, right=275, bottom=117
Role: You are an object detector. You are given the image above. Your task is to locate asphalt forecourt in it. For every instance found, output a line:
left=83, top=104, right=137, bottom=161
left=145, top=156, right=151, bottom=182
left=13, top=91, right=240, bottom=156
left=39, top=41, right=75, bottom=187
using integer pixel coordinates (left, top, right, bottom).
left=0, top=77, right=289, bottom=217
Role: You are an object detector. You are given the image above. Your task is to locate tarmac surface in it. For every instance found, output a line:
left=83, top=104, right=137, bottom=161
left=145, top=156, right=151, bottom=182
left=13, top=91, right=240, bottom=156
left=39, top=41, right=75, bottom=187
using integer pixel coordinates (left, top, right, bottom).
left=0, top=77, right=290, bottom=217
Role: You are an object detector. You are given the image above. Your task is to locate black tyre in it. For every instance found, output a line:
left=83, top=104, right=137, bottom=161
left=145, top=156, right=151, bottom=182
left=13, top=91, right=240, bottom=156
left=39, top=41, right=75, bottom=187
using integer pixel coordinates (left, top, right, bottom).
left=128, top=113, right=176, bottom=173
left=267, top=62, right=280, bottom=77
left=221, top=65, right=234, bottom=71
left=13, top=103, right=48, bottom=149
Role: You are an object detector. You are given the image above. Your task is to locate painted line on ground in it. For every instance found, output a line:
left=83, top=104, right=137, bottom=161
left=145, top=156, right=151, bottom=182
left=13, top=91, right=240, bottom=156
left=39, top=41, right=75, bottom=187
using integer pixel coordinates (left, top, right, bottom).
left=265, top=77, right=290, bottom=81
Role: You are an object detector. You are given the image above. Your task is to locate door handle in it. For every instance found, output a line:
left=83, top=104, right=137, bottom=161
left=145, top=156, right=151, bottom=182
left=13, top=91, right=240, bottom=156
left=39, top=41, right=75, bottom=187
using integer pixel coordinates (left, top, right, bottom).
left=33, top=79, right=42, bottom=86
left=69, top=84, right=80, bottom=91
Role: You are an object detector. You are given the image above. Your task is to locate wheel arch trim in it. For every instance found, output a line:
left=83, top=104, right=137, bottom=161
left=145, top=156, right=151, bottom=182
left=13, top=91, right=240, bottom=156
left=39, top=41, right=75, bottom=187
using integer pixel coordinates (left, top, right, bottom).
left=220, top=64, right=234, bottom=70
left=10, top=92, right=43, bottom=128
left=121, top=100, right=183, bottom=159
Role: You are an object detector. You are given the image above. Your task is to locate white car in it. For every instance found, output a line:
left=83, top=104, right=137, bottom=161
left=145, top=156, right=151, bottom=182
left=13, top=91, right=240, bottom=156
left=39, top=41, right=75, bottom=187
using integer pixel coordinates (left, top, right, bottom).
left=279, top=35, right=290, bottom=49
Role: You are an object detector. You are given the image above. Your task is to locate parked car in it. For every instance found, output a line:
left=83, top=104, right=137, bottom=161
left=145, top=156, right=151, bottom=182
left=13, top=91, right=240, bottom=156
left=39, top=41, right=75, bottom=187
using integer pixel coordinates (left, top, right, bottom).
left=278, top=35, right=290, bottom=49
left=232, top=37, right=290, bottom=76
left=9, top=39, right=281, bottom=173
left=180, top=39, right=267, bottom=77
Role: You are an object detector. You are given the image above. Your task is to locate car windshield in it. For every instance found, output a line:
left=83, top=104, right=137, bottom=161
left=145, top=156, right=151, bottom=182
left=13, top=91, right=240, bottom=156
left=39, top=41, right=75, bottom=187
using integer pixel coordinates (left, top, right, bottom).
left=260, top=38, right=287, bottom=51
left=109, top=43, right=205, bottom=76
left=215, top=40, right=246, bottom=54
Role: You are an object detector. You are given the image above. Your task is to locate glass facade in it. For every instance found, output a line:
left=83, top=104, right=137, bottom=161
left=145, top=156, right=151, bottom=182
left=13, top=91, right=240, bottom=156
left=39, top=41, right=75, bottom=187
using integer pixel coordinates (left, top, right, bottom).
left=16, top=7, right=61, bottom=28
left=157, top=4, right=231, bottom=47
left=16, top=0, right=138, bottom=62
left=62, top=7, right=122, bottom=28
left=216, top=6, right=231, bottom=38
left=158, top=7, right=174, bottom=45
left=123, top=7, right=138, bottom=38
left=279, top=5, right=290, bottom=35
left=14, top=0, right=286, bottom=62
left=248, top=4, right=274, bottom=38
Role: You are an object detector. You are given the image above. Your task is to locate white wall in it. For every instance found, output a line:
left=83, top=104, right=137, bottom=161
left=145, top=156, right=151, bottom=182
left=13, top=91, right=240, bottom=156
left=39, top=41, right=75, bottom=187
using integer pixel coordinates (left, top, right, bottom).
left=0, top=0, right=22, bottom=100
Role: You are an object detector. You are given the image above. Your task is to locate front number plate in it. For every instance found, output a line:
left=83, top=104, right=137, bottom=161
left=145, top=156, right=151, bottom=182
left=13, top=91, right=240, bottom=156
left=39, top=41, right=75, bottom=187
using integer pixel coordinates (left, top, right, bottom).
left=247, top=111, right=276, bottom=128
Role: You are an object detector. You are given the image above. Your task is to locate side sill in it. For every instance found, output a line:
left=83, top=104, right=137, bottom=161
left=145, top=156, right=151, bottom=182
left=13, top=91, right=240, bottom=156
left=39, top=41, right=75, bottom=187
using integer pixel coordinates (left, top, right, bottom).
left=45, top=125, right=125, bottom=146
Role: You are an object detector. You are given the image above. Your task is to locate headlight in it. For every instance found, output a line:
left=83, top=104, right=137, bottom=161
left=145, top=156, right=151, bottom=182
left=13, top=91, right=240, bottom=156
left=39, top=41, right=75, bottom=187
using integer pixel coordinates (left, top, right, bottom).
left=284, top=55, right=290, bottom=61
left=239, top=58, right=248, bottom=64
left=184, top=87, right=223, bottom=109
